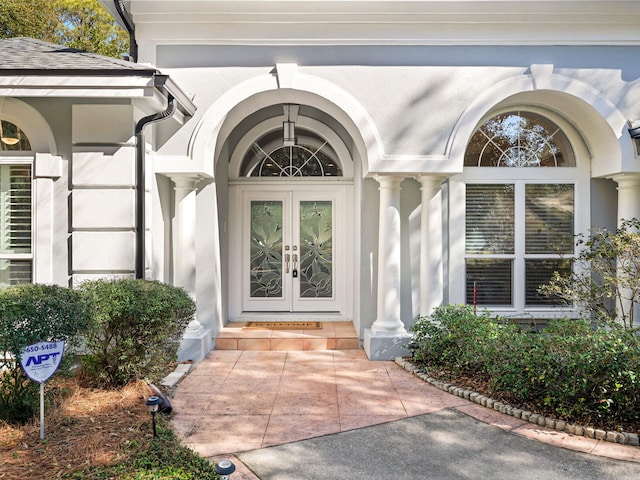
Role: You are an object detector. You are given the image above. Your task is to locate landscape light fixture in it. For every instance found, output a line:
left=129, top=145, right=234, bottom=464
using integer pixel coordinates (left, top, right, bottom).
left=214, top=459, right=236, bottom=479
left=145, top=395, right=162, bottom=437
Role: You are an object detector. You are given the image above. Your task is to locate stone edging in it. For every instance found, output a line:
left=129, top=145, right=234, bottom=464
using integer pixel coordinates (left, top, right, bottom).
left=394, top=357, right=640, bottom=447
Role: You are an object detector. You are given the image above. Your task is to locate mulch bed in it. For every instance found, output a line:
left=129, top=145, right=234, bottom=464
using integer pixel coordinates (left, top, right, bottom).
left=0, top=378, right=154, bottom=480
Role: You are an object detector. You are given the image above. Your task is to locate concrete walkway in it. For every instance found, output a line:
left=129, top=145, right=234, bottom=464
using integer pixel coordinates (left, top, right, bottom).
left=169, top=349, right=640, bottom=479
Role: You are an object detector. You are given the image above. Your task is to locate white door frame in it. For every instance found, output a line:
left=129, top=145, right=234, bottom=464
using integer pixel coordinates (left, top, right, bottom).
left=229, top=181, right=353, bottom=319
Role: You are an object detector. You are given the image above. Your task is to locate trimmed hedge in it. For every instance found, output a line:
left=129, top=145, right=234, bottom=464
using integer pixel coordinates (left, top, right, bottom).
left=80, top=279, right=196, bottom=387
left=409, top=305, right=640, bottom=429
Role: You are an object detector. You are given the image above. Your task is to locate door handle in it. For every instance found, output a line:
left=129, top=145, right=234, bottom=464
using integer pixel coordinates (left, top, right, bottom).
left=292, top=253, right=298, bottom=278
left=285, top=253, right=290, bottom=273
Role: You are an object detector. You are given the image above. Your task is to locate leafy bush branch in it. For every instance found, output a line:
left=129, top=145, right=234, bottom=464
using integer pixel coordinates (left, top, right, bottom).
left=541, top=218, right=640, bottom=330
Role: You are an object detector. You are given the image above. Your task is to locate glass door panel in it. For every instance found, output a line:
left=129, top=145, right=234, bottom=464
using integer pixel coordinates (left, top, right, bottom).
left=242, top=188, right=342, bottom=313
left=298, top=201, right=333, bottom=299
left=249, top=200, right=284, bottom=298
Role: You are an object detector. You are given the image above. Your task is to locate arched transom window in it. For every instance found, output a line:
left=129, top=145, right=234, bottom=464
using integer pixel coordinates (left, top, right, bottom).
left=240, top=129, right=342, bottom=177
left=464, top=111, right=575, bottom=167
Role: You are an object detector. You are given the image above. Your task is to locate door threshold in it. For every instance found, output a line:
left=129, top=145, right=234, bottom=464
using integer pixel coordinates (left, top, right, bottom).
left=232, top=313, right=352, bottom=323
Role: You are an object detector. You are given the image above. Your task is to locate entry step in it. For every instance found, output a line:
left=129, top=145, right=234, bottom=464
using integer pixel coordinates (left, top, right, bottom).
left=215, top=321, right=359, bottom=351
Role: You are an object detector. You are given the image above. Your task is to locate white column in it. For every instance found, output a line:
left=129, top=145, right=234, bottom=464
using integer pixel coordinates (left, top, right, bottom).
left=172, top=176, right=202, bottom=334
left=611, top=174, right=640, bottom=327
left=34, top=153, right=61, bottom=284
left=371, top=175, right=406, bottom=334
left=417, top=175, right=444, bottom=317
left=612, top=174, right=640, bottom=224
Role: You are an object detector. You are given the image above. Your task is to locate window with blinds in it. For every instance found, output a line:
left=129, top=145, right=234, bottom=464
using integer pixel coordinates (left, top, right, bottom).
left=0, top=165, right=32, bottom=287
left=525, top=184, right=574, bottom=254
left=465, top=182, right=574, bottom=308
left=465, top=184, right=514, bottom=254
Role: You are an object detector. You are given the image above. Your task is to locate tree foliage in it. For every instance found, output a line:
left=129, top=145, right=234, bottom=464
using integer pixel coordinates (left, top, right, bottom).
left=541, top=218, right=640, bottom=330
left=0, top=0, right=58, bottom=41
left=55, top=0, right=128, bottom=58
left=0, top=0, right=128, bottom=58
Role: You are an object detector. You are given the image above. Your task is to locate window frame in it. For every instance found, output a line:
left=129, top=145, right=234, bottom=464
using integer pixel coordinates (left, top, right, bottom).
left=449, top=107, right=590, bottom=319
left=0, top=131, right=35, bottom=286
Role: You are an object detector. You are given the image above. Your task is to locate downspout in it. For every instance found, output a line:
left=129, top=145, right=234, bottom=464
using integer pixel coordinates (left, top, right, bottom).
left=134, top=94, right=176, bottom=278
left=113, top=0, right=138, bottom=62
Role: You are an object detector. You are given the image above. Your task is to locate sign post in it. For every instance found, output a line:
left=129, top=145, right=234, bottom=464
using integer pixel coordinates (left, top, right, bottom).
left=19, top=341, right=65, bottom=440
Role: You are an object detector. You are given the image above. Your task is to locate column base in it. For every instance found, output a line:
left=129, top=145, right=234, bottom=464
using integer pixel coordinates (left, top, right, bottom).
left=363, top=328, right=411, bottom=361
left=177, top=328, right=213, bottom=362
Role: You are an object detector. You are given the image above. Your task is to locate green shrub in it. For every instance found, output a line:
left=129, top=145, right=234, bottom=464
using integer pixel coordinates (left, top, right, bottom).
left=491, top=319, right=640, bottom=425
left=409, top=304, right=517, bottom=377
left=80, top=279, right=196, bottom=387
left=409, top=305, right=640, bottom=429
left=0, top=284, right=91, bottom=423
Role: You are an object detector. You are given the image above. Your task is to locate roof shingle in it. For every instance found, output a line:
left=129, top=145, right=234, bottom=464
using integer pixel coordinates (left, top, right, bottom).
left=0, top=37, right=156, bottom=74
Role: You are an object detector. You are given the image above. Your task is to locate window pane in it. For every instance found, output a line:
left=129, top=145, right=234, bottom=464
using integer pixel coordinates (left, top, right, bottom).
left=525, top=184, right=574, bottom=254
left=299, top=201, right=333, bottom=298
left=0, top=259, right=32, bottom=287
left=526, top=259, right=572, bottom=306
left=249, top=201, right=283, bottom=298
left=0, top=120, right=31, bottom=151
left=466, top=259, right=512, bottom=306
left=466, top=184, right=514, bottom=254
left=464, top=112, right=575, bottom=167
left=0, top=165, right=32, bottom=254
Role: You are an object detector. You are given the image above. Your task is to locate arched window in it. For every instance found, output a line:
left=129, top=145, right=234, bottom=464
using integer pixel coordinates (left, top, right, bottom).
left=461, top=111, right=578, bottom=313
left=240, top=129, right=342, bottom=177
left=0, top=120, right=31, bottom=152
left=0, top=119, right=32, bottom=286
left=464, top=112, right=575, bottom=167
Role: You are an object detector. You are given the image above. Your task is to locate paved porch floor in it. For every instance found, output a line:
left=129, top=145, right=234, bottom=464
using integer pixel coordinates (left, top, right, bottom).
left=170, top=349, right=459, bottom=457
left=169, top=349, right=640, bottom=480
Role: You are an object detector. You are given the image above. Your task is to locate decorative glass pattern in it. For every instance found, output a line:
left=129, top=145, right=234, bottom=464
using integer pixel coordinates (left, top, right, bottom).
left=465, top=112, right=575, bottom=167
left=249, top=201, right=283, bottom=298
left=299, top=201, right=333, bottom=298
left=249, top=144, right=342, bottom=177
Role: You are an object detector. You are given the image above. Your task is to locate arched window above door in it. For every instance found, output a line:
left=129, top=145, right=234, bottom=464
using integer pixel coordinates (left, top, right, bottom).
left=240, top=129, right=343, bottom=177
left=464, top=111, right=575, bottom=167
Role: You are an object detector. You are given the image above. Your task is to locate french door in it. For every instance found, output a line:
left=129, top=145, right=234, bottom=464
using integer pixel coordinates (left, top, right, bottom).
left=241, top=186, right=346, bottom=312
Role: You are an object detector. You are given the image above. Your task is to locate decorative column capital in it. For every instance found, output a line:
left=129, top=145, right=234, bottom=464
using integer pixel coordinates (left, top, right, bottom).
left=414, top=174, right=447, bottom=190
left=609, top=173, right=640, bottom=189
left=169, top=174, right=202, bottom=190
left=373, top=174, right=404, bottom=190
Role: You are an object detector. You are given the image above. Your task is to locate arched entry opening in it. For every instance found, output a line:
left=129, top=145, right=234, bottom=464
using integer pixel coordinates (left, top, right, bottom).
left=224, top=102, right=357, bottom=322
